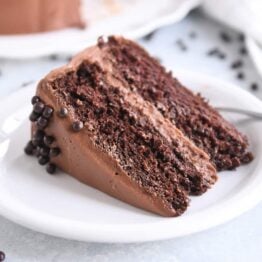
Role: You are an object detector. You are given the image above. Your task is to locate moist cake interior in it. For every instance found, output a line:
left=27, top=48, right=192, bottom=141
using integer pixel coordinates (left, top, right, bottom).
left=48, top=59, right=216, bottom=215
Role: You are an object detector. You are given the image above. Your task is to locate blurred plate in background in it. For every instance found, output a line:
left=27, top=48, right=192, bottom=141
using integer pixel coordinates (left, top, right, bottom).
left=0, top=0, right=199, bottom=59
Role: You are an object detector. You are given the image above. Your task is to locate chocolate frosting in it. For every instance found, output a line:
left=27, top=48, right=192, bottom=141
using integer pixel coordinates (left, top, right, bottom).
left=0, top=0, right=84, bottom=35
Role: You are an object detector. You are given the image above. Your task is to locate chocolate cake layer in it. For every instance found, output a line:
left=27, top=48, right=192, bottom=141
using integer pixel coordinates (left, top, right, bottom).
left=28, top=38, right=218, bottom=217
left=98, top=37, right=253, bottom=171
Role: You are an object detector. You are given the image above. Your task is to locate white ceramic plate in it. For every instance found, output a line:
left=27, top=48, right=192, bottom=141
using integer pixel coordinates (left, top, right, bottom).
left=0, top=0, right=199, bottom=59
left=0, top=71, right=261, bottom=243
left=246, top=37, right=262, bottom=77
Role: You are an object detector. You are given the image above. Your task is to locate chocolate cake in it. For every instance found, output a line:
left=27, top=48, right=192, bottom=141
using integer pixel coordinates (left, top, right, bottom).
left=0, top=0, right=84, bottom=35
left=24, top=36, right=253, bottom=216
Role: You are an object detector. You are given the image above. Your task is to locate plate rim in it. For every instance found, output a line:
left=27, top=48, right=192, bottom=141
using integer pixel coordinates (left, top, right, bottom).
left=0, top=71, right=261, bottom=243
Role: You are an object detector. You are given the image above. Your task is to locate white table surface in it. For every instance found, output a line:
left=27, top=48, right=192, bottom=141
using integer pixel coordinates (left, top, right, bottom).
left=0, top=10, right=261, bottom=262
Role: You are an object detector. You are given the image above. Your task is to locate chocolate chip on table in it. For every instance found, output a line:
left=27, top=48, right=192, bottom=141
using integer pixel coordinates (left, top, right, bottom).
left=31, top=96, right=40, bottom=105
left=44, top=135, right=54, bottom=146
left=37, top=117, right=48, bottom=129
left=218, top=53, right=226, bottom=59
left=24, top=141, right=35, bottom=155
left=143, top=31, right=156, bottom=41
left=236, top=72, right=245, bottom=80
left=238, top=33, right=245, bottom=42
left=239, top=47, right=247, bottom=55
left=250, top=82, right=259, bottom=91
left=189, top=31, right=197, bottom=39
left=59, top=107, right=68, bottom=117
left=49, top=147, right=60, bottom=157
left=207, top=48, right=219, bottom=56
left=72, top=121, right=84, bottom=132
left=42, top=106, right=53, bottom=118
left=220, top=31, right=232, bottom=43
left=49, top=54, right=59, bottom=60
left=0, top=251, right=5, bottom=262
left=176, top=39, right=187, bottom=51
left=231, top=60, right=243, bottom=69
left=38, top=156, right=49, bottom=165
left=29, top=111, right=40, bottom=122
left=46, top=163, right=57, bottom=174
left=33, top=101, right=45, bottom=114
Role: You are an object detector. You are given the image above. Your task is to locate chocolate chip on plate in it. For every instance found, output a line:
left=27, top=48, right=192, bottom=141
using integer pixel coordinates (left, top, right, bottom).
left=24, top=141, right=35, bottom=155
left=38, top=156, right=49, bottom=165
left=46, top=163, right=57, bottom=174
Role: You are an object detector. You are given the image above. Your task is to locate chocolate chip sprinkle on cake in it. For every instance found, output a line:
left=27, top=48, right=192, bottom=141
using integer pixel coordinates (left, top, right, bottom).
left=24, top=36, right=253, bottom=217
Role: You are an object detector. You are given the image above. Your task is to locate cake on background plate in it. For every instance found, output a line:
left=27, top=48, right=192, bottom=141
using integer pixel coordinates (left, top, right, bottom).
left=24, top=36, right=253, bottom=216
left=0, top=0, right=84, bottom=35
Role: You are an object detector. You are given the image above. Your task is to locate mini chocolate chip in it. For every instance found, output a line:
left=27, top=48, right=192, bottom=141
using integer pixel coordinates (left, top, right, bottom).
left=218, top=53, right=226, bottom=59
left=32, top=130, right=45, bottom=146
left=189, top=31, right=197, bottom=39
left=42, top=106, right=53, bottom=118
left=24, top=141, right=35, bottom=155
left=40, top=147, right=50, bottom=157
left=220, top=32, right=231, bottom=43
left=33, top=102, right=45, bottom=114
left=207, top=48, right=219, bottom=56
left=50, top=147, right=60, bottom=157
left=59, top=107, right=68, bottom=117
left=49, top=54, right=58, bottom=60
left=251, top=83, right=258, bottom=91
left=143, top=31, right=156, bottom=41
left=236, top=72, right=244, bottom=80
left=31, top=96, right=40, bottom=105
left=38, top=156, right=49, bottom=165
left=44, top=135, right=54, bottom=146
left=32, top=138, right=41, bottom=147
left=72, top=121, right=83, bottom=131
left=97, top=36, right=106, bottom=48
left=231, top=60, right=243, bottom=69
left=35, top=147, right=42, bottom=157
left=239, top=47, right=247, bottom=55
left=46, top=163, right=57, bottom=174
left=0, top=251, right=5, bottom=262
left=29, top=111, right=40, bottom=122
left=34, top=130, right=45, bottom=140
left=37, top=117, right=48, bottom=129
left=238, top=33, right=245, bottom=42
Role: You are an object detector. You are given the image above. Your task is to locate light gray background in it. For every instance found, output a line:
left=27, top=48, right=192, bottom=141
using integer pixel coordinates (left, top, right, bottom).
left=0, top=11, right=261, bottom=262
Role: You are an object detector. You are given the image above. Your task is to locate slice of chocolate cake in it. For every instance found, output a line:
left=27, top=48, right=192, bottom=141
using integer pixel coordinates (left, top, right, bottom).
left=25, top=36, right=219, bottom=217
